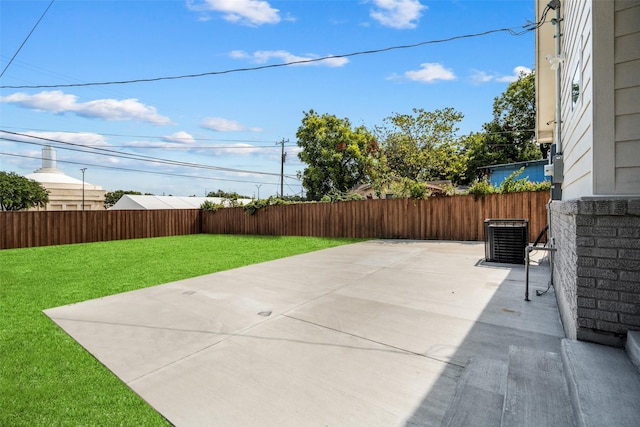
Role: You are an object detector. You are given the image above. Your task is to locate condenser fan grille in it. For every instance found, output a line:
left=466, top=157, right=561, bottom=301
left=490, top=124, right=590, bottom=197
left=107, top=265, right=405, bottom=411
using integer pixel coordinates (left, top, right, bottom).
left=484, top=219, right=529, bottom=264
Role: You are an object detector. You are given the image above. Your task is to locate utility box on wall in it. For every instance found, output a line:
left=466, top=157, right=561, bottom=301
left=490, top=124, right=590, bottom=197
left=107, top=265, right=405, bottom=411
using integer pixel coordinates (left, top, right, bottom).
left=484, top=219, right=529, bottom=264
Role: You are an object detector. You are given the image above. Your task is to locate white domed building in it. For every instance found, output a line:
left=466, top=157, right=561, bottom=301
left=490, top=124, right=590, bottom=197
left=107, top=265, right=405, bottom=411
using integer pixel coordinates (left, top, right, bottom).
left=26, top=146, right=106, bottom=211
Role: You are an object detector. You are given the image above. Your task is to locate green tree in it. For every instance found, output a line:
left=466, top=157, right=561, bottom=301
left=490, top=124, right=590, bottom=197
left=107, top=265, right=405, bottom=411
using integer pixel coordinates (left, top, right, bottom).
left=296, top=110, right=378, bottom=200
left=374, top=107, right=465, bottom=185
left=0, top=171, right=49, bottom=211
left=493, top=71, right=536, bottom=144
left=103, top=190, right=144, bottom=209
left=206, top=189, right=249, bottom=199
left=461, top=71, right=543, bottom=183
left=388, top=177, right=430, bottom=199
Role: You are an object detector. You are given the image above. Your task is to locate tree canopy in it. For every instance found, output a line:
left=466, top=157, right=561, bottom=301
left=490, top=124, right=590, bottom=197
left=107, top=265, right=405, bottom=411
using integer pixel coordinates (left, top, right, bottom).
left=206, top=189, right=249, bottom=199
left=374, top=107, right=465, bottom=186
left=0, top=171, right=49, bottom=211
left=461, top=71, right=542, bottom=183
left=294, top=72, right=541, bottom=199
left=296, top=110, right=378, bottom=200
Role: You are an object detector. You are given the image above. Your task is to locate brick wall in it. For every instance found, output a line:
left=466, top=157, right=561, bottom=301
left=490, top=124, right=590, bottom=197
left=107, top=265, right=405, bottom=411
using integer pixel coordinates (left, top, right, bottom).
left=550, top=200, right=579, bottom=340
left=550, top=198, right=640, bottom=347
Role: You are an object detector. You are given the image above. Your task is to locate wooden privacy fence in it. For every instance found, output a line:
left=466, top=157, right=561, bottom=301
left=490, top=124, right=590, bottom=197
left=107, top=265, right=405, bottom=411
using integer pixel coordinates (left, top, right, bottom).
left=202, top=192, right=549, bottom=242
left=1, top=209, right=201, bottom=249
left=1, top=191, right=549, bottom=250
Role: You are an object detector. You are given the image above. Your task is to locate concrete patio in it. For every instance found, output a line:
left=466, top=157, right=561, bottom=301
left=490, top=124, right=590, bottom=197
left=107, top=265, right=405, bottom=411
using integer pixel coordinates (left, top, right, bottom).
left=43, top=240, right=639, bottom=426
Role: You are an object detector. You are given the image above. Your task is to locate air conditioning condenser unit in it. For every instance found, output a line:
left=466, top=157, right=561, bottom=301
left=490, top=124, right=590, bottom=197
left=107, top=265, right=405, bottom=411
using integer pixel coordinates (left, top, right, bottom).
left=484, top=219, right=529, bottom=264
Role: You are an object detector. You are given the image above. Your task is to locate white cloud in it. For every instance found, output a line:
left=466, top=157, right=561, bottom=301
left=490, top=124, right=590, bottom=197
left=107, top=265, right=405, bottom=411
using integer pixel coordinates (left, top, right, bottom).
left=187, top=0, right=280, bottom=26
left=496, top=66, right=532, bottom=83
left=370, top=0, right=426, bottom=29
left=470, top=69, right=494, bottom=84
left=230, top=50, right=349, bottom=67
left=211, top=143, right=267, bottom=157
left=229, top=50, right=250, bottom=60
left=201, top=117, right=262, bottom=132
left=0, top=91, right=78, bottom=113
left=79, top=98, right=172, bottom=124
left=7, top=130, right=109, bottom=147
left=0, top=91, right=172, bottom=125
left=392, top=63, right=456, bottom=83
left=471, top=66, right=533, bottom=84
left=162, top=131, right=196, bottom=144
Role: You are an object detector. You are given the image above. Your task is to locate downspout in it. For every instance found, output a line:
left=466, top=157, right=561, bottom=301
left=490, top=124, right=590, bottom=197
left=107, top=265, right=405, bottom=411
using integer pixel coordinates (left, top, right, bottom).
left=537, top=0, right=563, bottom=299
left=549, top=0, right=563, bottom=285
left=553, top=2, right=563, bottom=154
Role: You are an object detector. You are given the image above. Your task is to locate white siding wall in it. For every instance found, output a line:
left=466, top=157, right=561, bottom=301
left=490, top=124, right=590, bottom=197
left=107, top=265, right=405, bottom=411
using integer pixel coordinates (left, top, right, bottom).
left=614, top=0, right=640, bottom=194
left=560, top=0, right=640, bottom=199
left=561, top=0, right=594, bottom=199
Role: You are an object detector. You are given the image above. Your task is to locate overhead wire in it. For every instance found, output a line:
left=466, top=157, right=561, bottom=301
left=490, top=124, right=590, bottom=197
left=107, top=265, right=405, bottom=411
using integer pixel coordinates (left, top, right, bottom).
left=101, top=144, right=293, bottom=149
left=0, top=17, right=551, bottom=89
left=285, top=180, right=303, bottom=195
left=0, top=0, right=56, bottom=78
left=0, top=130, right=299, bottom=179
left=1, top=125, right=534, bottom=144
left=0, top=152, right=280, bottom=186
left=1, top=12, right=552, bottom=194
left=0, top=125, right=297, bottom=145
left=0, top=136, right=231, bottom=171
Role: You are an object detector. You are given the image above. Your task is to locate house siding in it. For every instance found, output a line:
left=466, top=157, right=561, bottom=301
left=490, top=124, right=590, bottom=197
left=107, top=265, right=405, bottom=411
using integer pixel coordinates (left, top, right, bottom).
left=558, top=0, right=640, bottom=197
left=614, top=0, right=640, bottom=193
left=561, top=0, right=594, bottom=199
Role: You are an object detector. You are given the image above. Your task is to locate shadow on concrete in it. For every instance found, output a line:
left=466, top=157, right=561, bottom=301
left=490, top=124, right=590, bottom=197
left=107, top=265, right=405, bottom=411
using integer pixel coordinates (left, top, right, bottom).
left=44, top=240, right=565, bottom=426
left=404, top=258, right=565, bottom=426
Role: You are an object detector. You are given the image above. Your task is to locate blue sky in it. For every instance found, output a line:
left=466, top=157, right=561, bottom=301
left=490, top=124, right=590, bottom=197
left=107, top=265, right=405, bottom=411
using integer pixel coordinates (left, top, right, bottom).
left=1, top=0, right=535, bottom=198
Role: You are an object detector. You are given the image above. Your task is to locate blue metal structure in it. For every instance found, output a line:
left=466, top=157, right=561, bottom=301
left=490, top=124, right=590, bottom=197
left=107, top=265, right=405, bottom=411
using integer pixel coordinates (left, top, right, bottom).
left=484, top=159, right=549, bottom=187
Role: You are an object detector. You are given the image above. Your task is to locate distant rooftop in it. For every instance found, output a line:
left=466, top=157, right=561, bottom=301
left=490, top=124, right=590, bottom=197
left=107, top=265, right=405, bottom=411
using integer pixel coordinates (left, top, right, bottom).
left=109, top=195, right=252, bottom=210
left=26, top=146, right=101, bottom=188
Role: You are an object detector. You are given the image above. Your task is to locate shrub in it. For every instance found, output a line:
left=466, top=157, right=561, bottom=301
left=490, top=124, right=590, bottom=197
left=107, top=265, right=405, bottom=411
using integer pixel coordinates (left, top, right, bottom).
left=468, top=167, right=551, bottom=200
left=200, top=200, right=224, bottom=212
left=388, top=178, right=430, bottom=200
left=319, top=190, right=364, bottom=202
left=499, top=167, right=551, bottom=193
left=467, top=179, right=497, bottom=200
left=242, top=197, right=289, bottom=216
left=499, top=167, right=525, bottom=193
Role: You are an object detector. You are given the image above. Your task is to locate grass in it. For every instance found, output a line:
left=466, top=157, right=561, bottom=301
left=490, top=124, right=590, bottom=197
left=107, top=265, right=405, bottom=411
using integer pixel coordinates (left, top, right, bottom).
left=0, top=234, right=363, bottom=426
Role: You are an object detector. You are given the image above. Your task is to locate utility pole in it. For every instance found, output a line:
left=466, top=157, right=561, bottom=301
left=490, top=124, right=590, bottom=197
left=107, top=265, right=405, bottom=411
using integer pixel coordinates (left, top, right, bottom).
left=278, top=139, right=287, bottom=197
left=80, top=168, right=87, bottom=210
left=255, top=184, right=262, bottom=200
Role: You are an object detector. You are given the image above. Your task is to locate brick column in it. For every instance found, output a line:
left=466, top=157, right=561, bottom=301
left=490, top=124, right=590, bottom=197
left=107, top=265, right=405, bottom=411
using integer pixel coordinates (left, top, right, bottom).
left=550, top=198, right=640, bottom=347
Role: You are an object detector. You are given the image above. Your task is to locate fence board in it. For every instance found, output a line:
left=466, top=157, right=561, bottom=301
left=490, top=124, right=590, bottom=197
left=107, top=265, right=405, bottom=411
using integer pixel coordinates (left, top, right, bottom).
left=1, top=209, right=201, bottom=249
left=1, top=192, right=549, bottom=250
left=201, top=192, right=549, bottom=242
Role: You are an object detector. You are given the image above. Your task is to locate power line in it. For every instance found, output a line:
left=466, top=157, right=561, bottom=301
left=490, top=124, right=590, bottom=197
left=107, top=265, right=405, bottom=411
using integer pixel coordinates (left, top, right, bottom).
left=1, top=136, right=219, bottom=170
left=461, top=129, right=536, bottom=137
left=1, top=125, right=533, bottom=145
left=2, top=135, right=299, bottom=180
left=1, top=130, right=299, bottom=179
left=1, top=131, right=279, bottom=177
left=0, top=152, right=280, bottom=186
left=0, top=0, right=55, bottom=78
left=0, top=126, right=296, bottom=145
left=0, top=20, right=547, bottom=89
left=103, top=145, right=292, bottom=150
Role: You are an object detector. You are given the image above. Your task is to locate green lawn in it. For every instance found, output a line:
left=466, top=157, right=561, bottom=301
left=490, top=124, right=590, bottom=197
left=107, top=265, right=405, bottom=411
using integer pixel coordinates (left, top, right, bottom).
left=0, top=234, right=363, bottom=426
